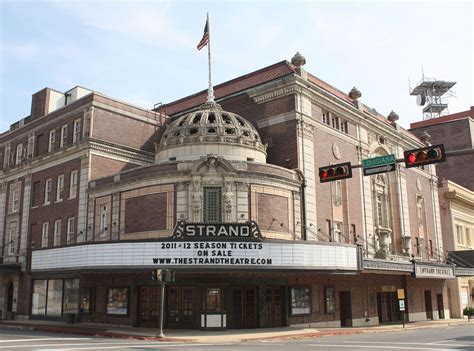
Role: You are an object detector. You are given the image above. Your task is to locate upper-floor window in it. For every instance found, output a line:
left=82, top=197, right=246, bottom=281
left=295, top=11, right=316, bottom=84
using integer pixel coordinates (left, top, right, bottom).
left=332, top=180, right=342, bottom=207
left=12, top=189, right=19, bottom=212
left=4, top=144, right=11, bottom=169
left=416, top=196, right=426, bottom=237
left=333, top=221, right=344, bottom=243
left=60, top=125, right=68, bottom=147
left=467, top=227, right=473, bottom=247
left=16, top=143, right=24, bottom=165
left=44, top=178, right=52, bottom=205
left=99, top=204, right=108, bottom=236
left=56, top=175, right=64, bottom=202
left=54, top=219, right=62, bottom=246
left=373, top=173, right=390, bottom=229
left=69, top=170, right=78, bottom=199
left=73, top=119, right=81, bottom=143
left=204, top=187, right=222, bottom=222
left=41, top=222, right=49, bottom=248
left=456, top=224, right=464, bottom=246
left=321, top=110, right=349, bottom=134
left=48, top=130, right=56, bottom=152
left=67, top=217, right=75, bottom=244
left=27, top=135, right=35, bottom=159
left=8, top=221, right=18, bottom=255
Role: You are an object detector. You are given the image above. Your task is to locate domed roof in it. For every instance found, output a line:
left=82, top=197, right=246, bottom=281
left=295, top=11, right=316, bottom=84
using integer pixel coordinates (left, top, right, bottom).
left=156, top=102, right=267, bottom=163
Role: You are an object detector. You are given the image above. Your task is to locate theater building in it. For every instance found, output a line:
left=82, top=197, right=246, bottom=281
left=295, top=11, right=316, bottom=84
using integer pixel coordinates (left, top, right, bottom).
left=0, top=53, right=459, bottom=329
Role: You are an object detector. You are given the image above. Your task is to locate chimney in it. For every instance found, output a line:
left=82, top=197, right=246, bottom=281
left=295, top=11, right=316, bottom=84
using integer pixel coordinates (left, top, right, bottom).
left=30, top=88, right=51, bottom=120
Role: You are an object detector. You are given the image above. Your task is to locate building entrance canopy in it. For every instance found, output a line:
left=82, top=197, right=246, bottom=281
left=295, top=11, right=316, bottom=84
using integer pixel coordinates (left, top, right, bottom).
left=31, top=239, right=359, bottom=272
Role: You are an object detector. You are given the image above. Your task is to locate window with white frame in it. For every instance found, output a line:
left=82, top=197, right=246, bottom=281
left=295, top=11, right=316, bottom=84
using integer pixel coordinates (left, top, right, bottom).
left=322, top=112, right=330, bottom=125
left=67, top=217, right=75, bottom=244
left=333, top=221, right=344, bottom=243
left=332, top=180, right=342, bottom=206
left=27, top=135, right=35, bottom=159
left=99, top=204, right=108, bottom=236
left=373, top=174, right=390, bottom=229
left=16, top=143, right=24, bottom=165
left=8, top=221, right=18, bottom=255
left=11, top=189, right=19, bottom=212
left=54, top=220, right=62, bottom=246
left=42, top=222, right=49, bottom=247
left=48, top=130, right=56, bottom=152
left=73, top=119, right=81, bottom=143
left=56, top=175, right=64, bottom=202
left=60, top=125, right=68, bottom=147
left=331, top=115, right=339, bottom=129
left=467, top=227, right=472, bottom=248
left=44, top=178, right=52, bottom=204
left=456, top=224, right=464, bottom=246
left=69, top=170, right=78, bottom=199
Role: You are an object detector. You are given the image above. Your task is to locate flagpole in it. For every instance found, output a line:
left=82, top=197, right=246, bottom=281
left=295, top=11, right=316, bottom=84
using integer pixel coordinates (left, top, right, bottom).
left=207, top=13, right=214, bottom=102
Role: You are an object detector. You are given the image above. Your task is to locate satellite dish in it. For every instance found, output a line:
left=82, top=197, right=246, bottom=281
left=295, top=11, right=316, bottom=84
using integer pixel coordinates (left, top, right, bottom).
left=416, top=94, right=426, bottom=106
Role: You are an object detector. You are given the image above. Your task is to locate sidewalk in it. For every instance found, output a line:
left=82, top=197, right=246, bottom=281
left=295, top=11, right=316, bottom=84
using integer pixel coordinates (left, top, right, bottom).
left=0, top=318, right=471, bottom=343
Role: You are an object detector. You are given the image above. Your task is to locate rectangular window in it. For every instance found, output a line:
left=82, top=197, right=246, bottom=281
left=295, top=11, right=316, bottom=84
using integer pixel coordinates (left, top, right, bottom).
left=456, top=225, right=464, bottom=246
left=467, top=228, right=473, bottom=247
left=376, top=192, right=387, bottom=227
left=16, top=143, right=24, bottom=165
left=63, top=279, right=79, bottom=314
left=31, top=280, right=47, bottom=315
left=324, top=286, right=336, bottom=314
left=4, top=144, right=11, bottom=168
left=331, top=116, right=339, bottom=129
left=60, top=124, right=68, bottom=147
left=204, top=187, right=222, bottom=222
left=429, top=239, right=434, bottom=257
left=332, top=180, right=342, bottom=206
left=326, top=219, right=332, bottom=242
left=12, top=189, right=19, bottom=212
left=80, top=288, right=92, bottom=314
left=46, top=279, right=63, bottom=316
left=54, top=219, right=62, bottom=246
left=7, top=221, right=17, bottom=255
left=342, top=121, right=348, bottom=134
left=27, top=135, right=35, bottom=159
left=67, top=217, right=75, bottom=244
left=42, top=222, right=49, bottom=248
left=322, top=112, right=330, bottom=125
left=107, top=288, right=129, bottom=315
left=203, top=288, right=222, bottom=311
left=48, top=130, right=56, bottom=152
left=56, top=174, right=64, bottom=202
left=69, top=170, right=78, bottom=199
left=73, top=119, right=81, bottom=143
left=290, top=287, right=311, bottom=315
left=44, top=178, right=52, bottom=204
left=351, top=224, right=357, bottom=244
left=99, top=204, right=108, bottom=236
left=333, top=221, right=344, bottom=243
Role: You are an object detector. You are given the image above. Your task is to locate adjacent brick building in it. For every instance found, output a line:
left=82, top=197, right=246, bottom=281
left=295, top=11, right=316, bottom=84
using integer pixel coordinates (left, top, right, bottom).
left=0, top=54, right=462, bottom=329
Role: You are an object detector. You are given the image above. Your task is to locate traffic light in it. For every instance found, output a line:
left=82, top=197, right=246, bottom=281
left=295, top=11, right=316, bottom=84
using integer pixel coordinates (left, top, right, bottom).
left=319, top=162, right=352, bottom=183
left=404, top=144, right=446, bottom=168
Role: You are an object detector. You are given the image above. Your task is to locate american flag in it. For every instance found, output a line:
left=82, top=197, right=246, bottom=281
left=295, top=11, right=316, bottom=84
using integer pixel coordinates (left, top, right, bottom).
left=197, top=17, right=209, bottom=50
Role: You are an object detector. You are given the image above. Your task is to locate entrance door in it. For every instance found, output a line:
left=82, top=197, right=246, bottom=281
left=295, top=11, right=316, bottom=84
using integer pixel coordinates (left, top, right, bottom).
left=424, top=290, right=433, bottom=320
left=138, top=286, right=160, bottom=328
left=260, top=287, right=283, bottom=328
left=437, top=294, right=445, bottom=319
left=231, top=287, right=257, bottom=328
left=6, top=282, right=13, bottom=320
left=339, top=291, right=352, bottom=327
left=168, top=287, right=194, bottom=329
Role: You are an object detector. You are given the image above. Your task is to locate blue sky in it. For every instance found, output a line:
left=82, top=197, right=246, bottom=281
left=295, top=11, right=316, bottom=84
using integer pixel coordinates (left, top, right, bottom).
left=1, top=0, right=472, bottom=132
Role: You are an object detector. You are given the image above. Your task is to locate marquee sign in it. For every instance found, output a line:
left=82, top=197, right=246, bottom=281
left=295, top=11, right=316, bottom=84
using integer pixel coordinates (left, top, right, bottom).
left=30, top=241, right=360, bottom=272
left=172, top=221, right=263, bottom=241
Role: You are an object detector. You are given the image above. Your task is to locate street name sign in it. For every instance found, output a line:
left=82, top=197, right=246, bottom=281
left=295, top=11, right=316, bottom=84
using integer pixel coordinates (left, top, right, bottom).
left=362, top=154, right=396, bottom=176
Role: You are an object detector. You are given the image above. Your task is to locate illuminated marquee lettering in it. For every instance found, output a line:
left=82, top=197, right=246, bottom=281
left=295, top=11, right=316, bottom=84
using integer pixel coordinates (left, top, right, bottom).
left=173, top=221, right=261, bottom=240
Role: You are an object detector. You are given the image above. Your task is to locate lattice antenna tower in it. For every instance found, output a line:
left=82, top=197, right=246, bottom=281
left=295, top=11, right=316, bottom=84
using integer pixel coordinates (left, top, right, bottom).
left=409, top=72, right=456, bottom=120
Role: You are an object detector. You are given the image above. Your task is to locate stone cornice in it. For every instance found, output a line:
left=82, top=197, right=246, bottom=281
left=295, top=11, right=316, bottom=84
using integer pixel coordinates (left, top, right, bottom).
left=444, top=190, right=474, bottom=207
left=89, top=139, right=154, bottom=164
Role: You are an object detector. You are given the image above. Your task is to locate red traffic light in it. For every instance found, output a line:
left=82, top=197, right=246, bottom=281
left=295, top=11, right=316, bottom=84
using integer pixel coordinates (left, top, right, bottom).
left=319, top=162, right=353, bottom=183
left=404, top=144, right=446, bottom=168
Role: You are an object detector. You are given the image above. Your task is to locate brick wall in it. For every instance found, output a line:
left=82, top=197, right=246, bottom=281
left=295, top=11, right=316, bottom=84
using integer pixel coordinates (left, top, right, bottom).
left=29, top=158, right=81, bottom=248
left=90, top=155, right=138, bottom=180
left=124, top=193, right=167, bottom=233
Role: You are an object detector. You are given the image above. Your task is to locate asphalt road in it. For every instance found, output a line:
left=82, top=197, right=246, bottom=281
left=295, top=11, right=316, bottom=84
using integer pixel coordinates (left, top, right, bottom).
left=0, top=324, right=473, bottom=350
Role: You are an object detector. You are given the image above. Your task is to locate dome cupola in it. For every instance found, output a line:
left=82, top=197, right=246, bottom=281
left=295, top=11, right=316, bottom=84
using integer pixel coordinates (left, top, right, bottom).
left=156, top=101, right=266, bottom=163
